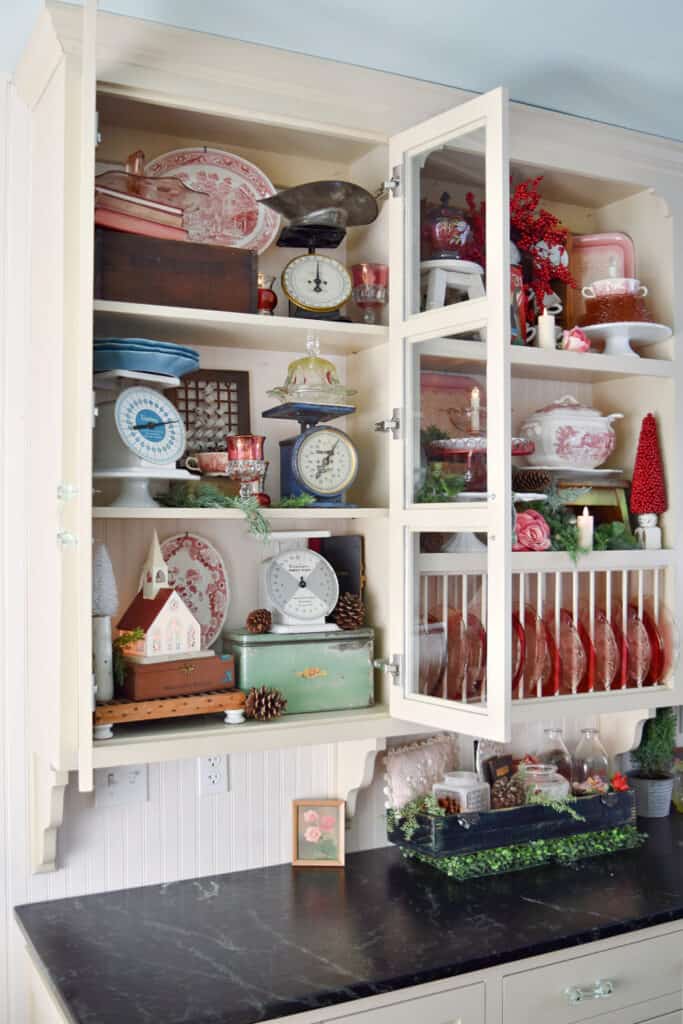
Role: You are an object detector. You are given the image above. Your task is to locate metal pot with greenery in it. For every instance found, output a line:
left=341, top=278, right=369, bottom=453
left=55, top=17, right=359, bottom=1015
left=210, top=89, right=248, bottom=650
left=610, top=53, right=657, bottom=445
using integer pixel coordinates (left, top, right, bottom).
left=630, top=708, right=676, bottom=818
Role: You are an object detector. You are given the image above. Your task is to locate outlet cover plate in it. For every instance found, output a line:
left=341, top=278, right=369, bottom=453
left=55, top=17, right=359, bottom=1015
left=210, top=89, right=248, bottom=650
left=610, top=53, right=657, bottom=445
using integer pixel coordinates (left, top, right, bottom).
left=198, top=754, right=229, bottom=796
left=95, top=764, right=149, bottom=807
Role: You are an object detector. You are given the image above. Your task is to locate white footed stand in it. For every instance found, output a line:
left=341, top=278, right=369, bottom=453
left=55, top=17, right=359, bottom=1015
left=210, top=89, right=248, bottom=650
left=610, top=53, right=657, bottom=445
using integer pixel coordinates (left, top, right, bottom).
left=421, top=259, right=486, bottom=340
left=93, top=468, right=193, bottom=507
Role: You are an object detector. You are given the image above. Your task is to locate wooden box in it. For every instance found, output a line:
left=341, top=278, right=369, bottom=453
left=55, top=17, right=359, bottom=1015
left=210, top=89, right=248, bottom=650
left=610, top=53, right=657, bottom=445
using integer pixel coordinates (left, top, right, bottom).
left=387, top=790, right=636, bottom=857
left=94, top=227, right=258, bottom=312
left=120, top=653, right=235, bottom=701
left=224, top=628, right=375, bottom=714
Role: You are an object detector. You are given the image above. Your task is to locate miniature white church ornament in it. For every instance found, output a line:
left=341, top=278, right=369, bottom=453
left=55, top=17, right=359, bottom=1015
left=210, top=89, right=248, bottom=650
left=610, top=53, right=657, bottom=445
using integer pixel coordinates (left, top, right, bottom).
left=117, top=531, right=203, bottom=662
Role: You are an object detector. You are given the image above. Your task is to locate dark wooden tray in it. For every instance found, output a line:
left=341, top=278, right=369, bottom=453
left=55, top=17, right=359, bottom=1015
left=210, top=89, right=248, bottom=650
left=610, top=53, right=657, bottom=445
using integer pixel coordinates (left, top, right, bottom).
left=388, top=791, right=636, bottom=857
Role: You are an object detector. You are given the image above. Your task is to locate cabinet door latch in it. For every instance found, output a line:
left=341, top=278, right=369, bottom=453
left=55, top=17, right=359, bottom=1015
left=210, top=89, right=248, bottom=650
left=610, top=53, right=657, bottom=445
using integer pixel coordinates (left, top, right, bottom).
left=374, top=409, right=401, bottom=439
left=56, top=529, right=78, bottom=547
left=373, top=655, right=402, bottom=686
left=375, top=166, right=401, bottom=200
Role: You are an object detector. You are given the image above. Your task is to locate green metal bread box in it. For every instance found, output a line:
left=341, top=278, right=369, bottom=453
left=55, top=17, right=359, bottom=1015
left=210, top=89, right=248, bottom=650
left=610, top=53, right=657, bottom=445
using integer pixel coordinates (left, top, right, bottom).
left=223, top=628, right=375, bottom=714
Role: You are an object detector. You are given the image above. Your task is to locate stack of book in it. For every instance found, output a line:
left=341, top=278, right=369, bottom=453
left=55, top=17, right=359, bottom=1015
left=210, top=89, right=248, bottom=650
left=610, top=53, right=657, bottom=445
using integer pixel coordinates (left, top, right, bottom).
left=94, top=184, right=188, bottom=241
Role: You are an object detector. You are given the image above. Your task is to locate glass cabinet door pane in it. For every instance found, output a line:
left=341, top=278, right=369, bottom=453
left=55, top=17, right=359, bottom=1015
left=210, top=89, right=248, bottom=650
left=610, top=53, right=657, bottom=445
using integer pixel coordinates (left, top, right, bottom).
left=413, top=531, right=490, bottom=709
left=407, top=337, right=488, bottom=506
left=406, top=125, right=486, bottom=320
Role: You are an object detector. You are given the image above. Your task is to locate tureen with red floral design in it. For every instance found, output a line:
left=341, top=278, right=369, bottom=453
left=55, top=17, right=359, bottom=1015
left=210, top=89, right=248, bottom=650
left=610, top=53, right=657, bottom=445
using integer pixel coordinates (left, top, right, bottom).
left=520, top=395, right=623, bottom=470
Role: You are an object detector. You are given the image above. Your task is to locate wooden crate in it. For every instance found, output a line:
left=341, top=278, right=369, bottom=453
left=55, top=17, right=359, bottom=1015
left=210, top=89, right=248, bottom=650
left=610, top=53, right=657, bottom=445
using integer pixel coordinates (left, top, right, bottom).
left=94, top=689, right=246, bottom=738
left=94, top=227, right=257, bottom=312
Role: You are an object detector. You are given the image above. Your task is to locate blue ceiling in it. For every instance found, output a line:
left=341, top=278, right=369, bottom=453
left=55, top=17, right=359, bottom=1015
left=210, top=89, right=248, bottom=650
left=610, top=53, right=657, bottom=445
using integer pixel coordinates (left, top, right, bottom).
left=4, top=1, right=683, bottom=142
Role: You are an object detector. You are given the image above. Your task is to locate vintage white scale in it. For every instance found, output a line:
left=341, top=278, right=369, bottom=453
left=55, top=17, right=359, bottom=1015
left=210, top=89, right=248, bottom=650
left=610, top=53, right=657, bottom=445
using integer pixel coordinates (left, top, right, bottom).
left=93, top=376, right=192, bottom=507
left=260, top=531, right=340, bottom=633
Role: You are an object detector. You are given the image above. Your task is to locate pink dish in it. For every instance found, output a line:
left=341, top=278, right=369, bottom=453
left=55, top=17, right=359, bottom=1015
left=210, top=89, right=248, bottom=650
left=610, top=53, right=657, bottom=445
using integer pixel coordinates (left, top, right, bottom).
left=161, top=533, right=230, bottom=648
left=571, top=232, right=635, bottom=321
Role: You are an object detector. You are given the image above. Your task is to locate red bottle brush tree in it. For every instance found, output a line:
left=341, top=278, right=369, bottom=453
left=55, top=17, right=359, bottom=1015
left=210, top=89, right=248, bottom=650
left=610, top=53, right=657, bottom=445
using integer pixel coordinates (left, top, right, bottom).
left=630, top=413, right=667, bottom=515
left=465, top=176, right=577, bottom=306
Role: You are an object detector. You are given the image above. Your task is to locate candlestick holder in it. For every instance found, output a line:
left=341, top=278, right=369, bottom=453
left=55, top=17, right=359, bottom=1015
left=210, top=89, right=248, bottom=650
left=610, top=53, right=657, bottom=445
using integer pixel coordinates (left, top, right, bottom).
left=226, top=459, right=268, bottom=500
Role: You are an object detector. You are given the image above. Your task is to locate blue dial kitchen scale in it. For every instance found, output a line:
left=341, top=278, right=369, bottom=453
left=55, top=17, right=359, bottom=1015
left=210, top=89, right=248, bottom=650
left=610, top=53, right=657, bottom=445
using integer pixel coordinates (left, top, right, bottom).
left=262, top=402, right=359, bottom=507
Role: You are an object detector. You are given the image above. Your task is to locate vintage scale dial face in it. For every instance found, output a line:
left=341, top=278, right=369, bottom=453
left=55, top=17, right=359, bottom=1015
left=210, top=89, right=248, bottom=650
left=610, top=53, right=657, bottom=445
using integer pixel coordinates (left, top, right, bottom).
left=114, top=386, right=186, bottom=465
left=266, top=548, right=339, bottom=621
left=295, top=427, right=358, bottom=497
left=282, top=254, right=352, bottom=313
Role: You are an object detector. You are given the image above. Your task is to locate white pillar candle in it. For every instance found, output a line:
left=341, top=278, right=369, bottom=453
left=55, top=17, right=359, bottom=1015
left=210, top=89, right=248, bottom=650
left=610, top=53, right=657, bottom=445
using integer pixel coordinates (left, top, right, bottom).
left=471, top=386, right=480, bottom=433
left=577, top=506, right=594, bottom=551
left=538, top=309, right=556, bottom=350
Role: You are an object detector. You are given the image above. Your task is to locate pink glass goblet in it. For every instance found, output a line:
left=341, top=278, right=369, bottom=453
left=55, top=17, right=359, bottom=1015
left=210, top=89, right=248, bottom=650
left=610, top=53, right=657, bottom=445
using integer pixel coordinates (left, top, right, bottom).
left=351, top=263, right=388, bottom=324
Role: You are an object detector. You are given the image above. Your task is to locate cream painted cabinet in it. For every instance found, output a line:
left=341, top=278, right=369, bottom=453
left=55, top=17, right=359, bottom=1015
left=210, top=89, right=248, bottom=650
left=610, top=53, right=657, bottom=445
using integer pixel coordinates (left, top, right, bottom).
left=15, top=2, right=683, bottom=867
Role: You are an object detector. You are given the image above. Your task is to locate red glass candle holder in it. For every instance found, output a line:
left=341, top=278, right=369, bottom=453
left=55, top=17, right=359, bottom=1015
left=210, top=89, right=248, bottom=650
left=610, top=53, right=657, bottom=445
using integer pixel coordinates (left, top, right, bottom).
left=226, top=434, right=265, bottom=460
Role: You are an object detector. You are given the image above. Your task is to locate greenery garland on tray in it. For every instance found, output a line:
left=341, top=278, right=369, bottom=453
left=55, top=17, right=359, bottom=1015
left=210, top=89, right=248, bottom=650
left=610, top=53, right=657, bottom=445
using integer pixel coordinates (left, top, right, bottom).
left=401, top=826, right=645, bottom=881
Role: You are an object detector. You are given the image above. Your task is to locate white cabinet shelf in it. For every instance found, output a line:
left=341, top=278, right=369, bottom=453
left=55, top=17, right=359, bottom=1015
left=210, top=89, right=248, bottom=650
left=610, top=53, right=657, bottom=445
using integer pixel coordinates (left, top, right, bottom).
left=92, top=506, right=389, bottom=521
left=420, top=335, right=675, bottom=380
left=93, top=300, right=388, bottom=356
left=90, top=707, right=424, bottom=769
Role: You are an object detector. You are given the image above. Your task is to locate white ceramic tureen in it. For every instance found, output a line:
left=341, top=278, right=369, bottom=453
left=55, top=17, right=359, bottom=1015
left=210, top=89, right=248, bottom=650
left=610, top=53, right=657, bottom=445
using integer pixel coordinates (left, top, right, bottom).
left=520, top=395, right=623, bottom=470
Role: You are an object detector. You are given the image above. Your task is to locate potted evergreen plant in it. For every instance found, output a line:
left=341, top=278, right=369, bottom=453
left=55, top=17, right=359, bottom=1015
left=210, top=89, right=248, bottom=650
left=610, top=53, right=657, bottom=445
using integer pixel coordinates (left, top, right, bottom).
left=630, top=708, right=676, bottom=817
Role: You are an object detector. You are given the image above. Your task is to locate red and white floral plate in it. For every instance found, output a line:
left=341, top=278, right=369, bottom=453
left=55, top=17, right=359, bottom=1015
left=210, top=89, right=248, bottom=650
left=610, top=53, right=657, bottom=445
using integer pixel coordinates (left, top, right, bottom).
left=145, top=148, right=280, bottom=252
left=161, top=533, right=229, bottom=648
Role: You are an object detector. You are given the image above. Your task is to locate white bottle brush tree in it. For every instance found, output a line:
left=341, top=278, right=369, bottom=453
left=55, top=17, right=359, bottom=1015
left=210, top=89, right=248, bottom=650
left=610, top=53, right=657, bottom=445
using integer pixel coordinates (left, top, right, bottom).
left=92, top=542, right=118, bottom=702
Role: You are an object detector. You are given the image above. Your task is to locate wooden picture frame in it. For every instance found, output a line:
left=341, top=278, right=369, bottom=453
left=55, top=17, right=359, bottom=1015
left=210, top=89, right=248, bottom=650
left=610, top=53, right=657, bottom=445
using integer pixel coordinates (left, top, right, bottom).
left=292, top=799, right=345, bottom=867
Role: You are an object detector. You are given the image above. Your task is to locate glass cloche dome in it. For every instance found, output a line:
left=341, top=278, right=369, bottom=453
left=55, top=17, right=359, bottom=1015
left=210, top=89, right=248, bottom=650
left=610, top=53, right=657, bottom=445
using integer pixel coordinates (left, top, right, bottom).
left=267, top=334, right=357, bottom=405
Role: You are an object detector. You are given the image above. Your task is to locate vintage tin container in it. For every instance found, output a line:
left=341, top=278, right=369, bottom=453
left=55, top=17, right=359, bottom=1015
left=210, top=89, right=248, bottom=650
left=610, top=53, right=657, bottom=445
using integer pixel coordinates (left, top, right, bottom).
left=120, top=653, right=235, bottom=701
left=223, top=628, right=374, bottom=714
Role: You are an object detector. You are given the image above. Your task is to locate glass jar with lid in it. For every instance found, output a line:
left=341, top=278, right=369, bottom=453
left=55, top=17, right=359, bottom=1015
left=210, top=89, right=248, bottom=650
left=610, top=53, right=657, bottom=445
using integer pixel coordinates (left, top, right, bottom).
left=432, top=771, right=490, bottom=813
left=537, top=728, right=572, bottom=782
left=571, top=728, right=610, bottom=794
left=518, top=763, right=570, bottom=802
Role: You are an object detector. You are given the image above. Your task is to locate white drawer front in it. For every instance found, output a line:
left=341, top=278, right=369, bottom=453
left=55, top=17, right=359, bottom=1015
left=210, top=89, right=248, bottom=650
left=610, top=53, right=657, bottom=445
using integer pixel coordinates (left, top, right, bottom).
left=325, top=981, right=484, bottom=1024
left=503, top=931, right=683, bottom=1024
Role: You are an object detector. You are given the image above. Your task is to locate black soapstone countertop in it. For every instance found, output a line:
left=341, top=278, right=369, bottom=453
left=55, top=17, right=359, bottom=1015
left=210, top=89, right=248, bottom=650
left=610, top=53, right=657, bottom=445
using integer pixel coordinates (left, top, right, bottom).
left=15, top=816, right=683, bottom=1024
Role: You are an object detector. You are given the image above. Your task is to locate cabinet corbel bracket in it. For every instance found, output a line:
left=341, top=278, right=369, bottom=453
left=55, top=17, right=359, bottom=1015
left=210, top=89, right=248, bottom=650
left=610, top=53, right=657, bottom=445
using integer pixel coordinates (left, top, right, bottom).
left=335, top=737, right=386, bottom=820
left=31, top=754, right=69, bottom=873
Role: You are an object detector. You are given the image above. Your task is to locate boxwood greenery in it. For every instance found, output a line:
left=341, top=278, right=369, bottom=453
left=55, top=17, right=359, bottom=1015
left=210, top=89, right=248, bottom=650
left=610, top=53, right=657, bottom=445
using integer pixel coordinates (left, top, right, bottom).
left=401, top=826, right=645, bottom=881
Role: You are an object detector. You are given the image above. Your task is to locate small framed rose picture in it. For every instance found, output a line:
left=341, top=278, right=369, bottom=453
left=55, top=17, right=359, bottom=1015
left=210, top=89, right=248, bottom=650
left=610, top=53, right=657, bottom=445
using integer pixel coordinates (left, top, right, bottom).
left=292, top=799, right=345, bottom=868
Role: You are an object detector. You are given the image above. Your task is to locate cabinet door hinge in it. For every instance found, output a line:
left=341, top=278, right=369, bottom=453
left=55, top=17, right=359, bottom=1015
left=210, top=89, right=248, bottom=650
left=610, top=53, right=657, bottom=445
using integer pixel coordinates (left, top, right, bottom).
left=373, top=654, right=402, bottom=686
left=375, top=166, right=401, bottom=200
left=374, top=408, right=401, bottom=439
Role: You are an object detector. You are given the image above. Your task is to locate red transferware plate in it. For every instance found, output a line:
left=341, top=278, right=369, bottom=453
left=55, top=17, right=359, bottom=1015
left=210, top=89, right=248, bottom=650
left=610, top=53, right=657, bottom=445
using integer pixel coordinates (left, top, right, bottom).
left=643, top=598, right=679, bottom=684
left=145, top=147, right=280, bottom=252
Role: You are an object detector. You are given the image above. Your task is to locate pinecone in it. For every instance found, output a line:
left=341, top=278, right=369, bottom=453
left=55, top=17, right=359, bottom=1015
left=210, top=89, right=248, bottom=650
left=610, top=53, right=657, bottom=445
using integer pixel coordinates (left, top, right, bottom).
left=491, top=776, right=526, bottom=810
left=244, top=685, right=287, bottom=721
left=512, top=468, right=552, bottom=494
left=246, top=608, right=272, bottom=634
left=333, top=593, right=365, bottom=630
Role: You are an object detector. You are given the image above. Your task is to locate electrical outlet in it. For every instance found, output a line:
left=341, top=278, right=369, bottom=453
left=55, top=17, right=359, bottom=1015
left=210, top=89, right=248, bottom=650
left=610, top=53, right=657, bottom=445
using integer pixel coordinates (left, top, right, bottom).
left=94, top=764, right=149, bottom=807
left=198, top=754, right=229, bottom=796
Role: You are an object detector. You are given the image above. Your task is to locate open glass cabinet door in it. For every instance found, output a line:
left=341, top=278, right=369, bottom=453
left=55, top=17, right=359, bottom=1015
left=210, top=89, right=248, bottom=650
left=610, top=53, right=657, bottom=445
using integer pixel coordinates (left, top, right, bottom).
left=386, top=87, right=512, bottom=741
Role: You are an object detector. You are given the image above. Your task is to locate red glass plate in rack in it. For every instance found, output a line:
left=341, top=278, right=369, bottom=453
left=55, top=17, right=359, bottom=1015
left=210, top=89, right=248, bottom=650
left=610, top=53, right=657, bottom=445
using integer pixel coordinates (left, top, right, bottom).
left=521, top=604, right=553, bottom=698
left=586, top=609, right=620, bottom=691
left=418, top=619, right=447, bottom=697
left=544, top=609, right=588, bottom=696
left=511, top=613, right=525, bottom=697
left=639, top=604, right=665, bottom=685
left=465, top=612, right=487, bottom=703
left=611, top=603, right=652, bottom=688
left=643, top=598, right=679, bottom=683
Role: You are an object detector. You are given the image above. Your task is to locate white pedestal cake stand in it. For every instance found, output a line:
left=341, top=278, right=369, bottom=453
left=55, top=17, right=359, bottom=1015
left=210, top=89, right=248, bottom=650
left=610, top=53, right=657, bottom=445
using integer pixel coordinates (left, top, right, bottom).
left=581, top=321, right=671, bottom=358
left=93, top=468, right=193, bottom=507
